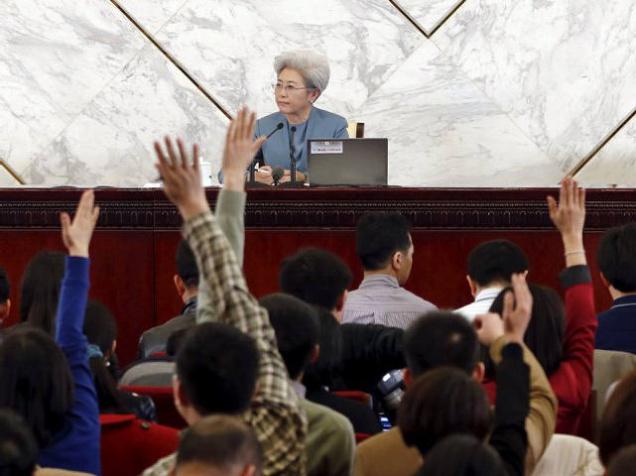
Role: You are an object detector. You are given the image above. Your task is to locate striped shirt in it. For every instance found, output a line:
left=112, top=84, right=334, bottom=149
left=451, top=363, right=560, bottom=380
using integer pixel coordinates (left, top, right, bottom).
left=342, top=275, right=437, bottom=329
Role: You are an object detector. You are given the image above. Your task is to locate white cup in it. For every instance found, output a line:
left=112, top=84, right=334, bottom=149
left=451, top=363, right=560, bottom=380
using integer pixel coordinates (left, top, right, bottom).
left=200, top=161, right=213, bottom=187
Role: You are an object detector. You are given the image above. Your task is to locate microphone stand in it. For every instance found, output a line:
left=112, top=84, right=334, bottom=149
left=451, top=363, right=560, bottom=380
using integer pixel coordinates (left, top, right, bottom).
left=289, top=125, right=297, bottom=186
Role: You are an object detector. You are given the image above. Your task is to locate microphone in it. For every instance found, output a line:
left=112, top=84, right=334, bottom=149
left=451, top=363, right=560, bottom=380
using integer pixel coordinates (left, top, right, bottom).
left=272, top=167, right=284, bottom=186
left=289, top=125, right=297, bottom=186
left=250, top=122, right=284, bottom=183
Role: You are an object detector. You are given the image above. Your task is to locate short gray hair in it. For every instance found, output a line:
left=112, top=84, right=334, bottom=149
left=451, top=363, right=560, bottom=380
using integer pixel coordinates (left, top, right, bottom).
left=274, top=50, right=330, bottom=92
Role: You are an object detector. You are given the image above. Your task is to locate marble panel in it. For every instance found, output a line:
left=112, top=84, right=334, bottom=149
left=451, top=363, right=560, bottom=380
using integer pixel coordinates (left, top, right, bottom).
left=575, top=114, right=636, bottom=187
left=0, top=0, right=146, bottom=146
left=22, top=44, right=229, bottom=187
left=431, top=0, right=636, bottom=173
left=114, top=0, right=188, bottom=34
left=354, top=42, right=563, bottom=187
left=149, top=0, right=423, bottom=117
left=397, top=0, right=464, bottom=35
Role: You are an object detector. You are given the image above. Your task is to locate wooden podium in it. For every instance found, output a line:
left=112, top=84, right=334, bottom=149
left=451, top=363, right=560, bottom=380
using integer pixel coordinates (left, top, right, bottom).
left=1, top=187, right=634, bottom=364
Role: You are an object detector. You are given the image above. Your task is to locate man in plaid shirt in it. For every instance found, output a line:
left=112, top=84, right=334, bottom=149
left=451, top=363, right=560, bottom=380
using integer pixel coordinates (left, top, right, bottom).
left=145, top=108, right=306, bottom=476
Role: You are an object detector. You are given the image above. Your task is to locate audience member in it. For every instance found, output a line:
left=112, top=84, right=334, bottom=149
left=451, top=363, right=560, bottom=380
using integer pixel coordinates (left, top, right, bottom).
left=173, top=415, right=262, bottom=476
left=414, top=435, right=507, bottom=476
left=456, top=240, right=528, bottom=321
left=355, top=276, right=556, bottom=476
left=138, top=240, right=199, bottom=358
left=599, top=370, right=636, bottom=469
left=0, top=191, right=100, bottom=474
left=398, top=275, right=537, bottom=476
left=342, top=212, right=436, bottom=328
left=485, top=178, right=597, bottom=435
left=19, top=250, right=65, bottom=335
left=83, top=300, right=156, bottom=421
left=0, top=267, right=10, bottom=325
left=261, top=292, right=355, bottom=476
left=148, top=108, right=306, bottom=475
left=596, top=223, right=636, bottom=353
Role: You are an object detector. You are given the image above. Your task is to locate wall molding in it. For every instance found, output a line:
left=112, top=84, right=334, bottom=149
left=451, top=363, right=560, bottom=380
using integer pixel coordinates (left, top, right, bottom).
left=1, top=187, right=635, bottom=231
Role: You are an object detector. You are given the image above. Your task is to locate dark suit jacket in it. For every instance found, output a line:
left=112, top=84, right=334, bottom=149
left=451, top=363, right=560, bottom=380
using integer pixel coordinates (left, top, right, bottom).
left=596, top=295, right=636, bottom=354
left=138, top=299, right=196, bottom=358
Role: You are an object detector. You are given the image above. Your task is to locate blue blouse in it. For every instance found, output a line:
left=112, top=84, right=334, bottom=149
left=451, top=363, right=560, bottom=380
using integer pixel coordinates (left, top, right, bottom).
left=255, top=106, right=349, bottom=173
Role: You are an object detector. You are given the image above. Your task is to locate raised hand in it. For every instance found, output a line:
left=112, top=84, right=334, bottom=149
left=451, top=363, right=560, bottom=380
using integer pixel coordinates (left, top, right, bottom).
left=60, top=190, right=100, bottom=257
left=222, top=107, right=267, bottom=190
left=474, top=312, right=505, bottom=347
left=502, top=273, right=533, bottom=344
left=547, top=177, right=587, bottom=265
left=154, top=137, right=209, bottom=220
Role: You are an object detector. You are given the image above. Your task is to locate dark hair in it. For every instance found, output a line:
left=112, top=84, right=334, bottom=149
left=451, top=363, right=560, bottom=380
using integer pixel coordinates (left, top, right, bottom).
left=20, top=251, right=66, bottom=335
left=356, top=213, right=411, bottom=270
left=260, top=293, right=320, bottom=380
left=598, top=224, right=636, bottom=293
left=279, top=248, right=352, bottom=310
left=0, top=327, right=73, bottom=448
left=176, top=240, right=199, bottom=288
left=0, top=267, right=9, bottom=303
left=415, top=435, right=506, bottom=476
left=176, top=323, right=259, bottom=415
left=0, top=409, right=39, bottom=476
left=398, top=367, right=492, bottom=456
left=176, top=415, right=262, bottom=475
left=489, top=284, right=564, bottom=376
left=403, top=312, right=480, bottom=378
left=83, top=300, right=128, bottom=414
left=467, top=240, right=529, bottom=287
left=301, top=307, right=343, bottom=391
left=608, top=444, right=636, bottom=476
left=166, top=328, right=189, bottom=357
left=600, top=371, right=636, bottom=467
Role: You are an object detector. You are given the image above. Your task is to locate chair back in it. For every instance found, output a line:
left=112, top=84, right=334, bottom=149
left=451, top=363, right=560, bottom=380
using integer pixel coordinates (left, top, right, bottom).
left=119, top=385, right=187, bottom=429
left=332, top=390, right=372, bottom=407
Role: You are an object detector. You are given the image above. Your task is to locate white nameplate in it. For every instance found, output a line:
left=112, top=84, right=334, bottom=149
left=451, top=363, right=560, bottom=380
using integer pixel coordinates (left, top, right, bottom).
left=311, top=141, right=344, bottom=154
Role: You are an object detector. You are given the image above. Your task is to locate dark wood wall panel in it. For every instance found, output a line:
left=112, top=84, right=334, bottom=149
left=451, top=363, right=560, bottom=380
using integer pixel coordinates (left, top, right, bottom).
left=0, top=187, right=631, bottom=365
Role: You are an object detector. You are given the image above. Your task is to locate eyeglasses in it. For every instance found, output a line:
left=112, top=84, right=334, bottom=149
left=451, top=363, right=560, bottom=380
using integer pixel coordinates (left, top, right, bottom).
left=272, top=83, right=315, bottom=93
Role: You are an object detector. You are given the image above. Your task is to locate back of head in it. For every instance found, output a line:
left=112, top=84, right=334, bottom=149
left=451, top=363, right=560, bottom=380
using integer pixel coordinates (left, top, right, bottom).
left=608, top=444, right=636, bottom=476
left=0, top=267, right=9, bottom=303
left=356, top=212, right=411, bottom=271
left=20, top=251, right=66, bottom=335
left=600, top=371, right=636, bottom=467
left=416, top=435, right=506, bottom=476
left=176, top=240, right=199, bottom=289
left=259, top=293, right=319, bottom=380
left=0, top=409, right=38, bottom=476
left=489, top=284, right=564, bottom=376
left=0, top=327, right=72, bottom=448
left=467, top=240, right=528, bottom=287
left=398, top=367, right=492, bottom=456
left=83, top=300, right=117, bottom=355
left=175, top=415, right=262, bottom=476
left=83, top=300, right=125, bottom=413
left=176, top=322, right=259, bottom=415
left=598, top=223, right=636, bottom=293
left=279, top=247, right=352, bottom=310
left=404, top=312, right=479, bottom=377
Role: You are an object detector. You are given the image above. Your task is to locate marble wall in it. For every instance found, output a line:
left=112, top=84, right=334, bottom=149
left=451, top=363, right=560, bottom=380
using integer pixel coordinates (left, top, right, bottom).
left=1, top=0, right=634, bottom=187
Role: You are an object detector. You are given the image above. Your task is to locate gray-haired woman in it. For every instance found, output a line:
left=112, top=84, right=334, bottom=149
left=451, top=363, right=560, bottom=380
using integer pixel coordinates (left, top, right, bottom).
left=254, top=50, right=348, bottom=185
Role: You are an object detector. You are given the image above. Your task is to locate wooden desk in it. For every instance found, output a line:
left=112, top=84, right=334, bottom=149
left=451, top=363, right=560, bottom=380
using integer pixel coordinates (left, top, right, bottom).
left=1, top=187, right=634, bottom=364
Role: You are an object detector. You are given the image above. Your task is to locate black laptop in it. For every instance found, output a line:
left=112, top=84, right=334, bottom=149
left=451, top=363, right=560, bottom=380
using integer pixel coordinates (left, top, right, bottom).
left=307, top=138, right=388, bottom=186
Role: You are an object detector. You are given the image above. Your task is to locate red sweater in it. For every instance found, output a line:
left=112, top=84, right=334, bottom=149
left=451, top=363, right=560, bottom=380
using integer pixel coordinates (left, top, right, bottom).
left=483, top=266, right=597, bottom=434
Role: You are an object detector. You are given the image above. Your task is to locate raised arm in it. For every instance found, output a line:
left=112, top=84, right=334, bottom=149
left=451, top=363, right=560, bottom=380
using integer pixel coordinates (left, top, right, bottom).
left=154, top=110, right=306, bottom=476
left=547, top=178, right=597, bottom=424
